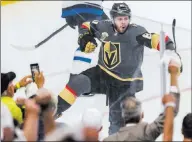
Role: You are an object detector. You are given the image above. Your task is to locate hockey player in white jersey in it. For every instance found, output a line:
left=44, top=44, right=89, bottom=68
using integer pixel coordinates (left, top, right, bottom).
left=61, top=1, right=108, bottom=76
left=55, top=1, right=109, bottom=118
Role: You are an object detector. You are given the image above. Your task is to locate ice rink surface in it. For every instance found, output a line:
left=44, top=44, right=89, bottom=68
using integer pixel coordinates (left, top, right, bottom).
left=1, top=1, right=191, bottom=141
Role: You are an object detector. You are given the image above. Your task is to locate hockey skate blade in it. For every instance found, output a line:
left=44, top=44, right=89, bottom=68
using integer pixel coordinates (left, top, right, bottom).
left=10, top=44, right=36, bottom=51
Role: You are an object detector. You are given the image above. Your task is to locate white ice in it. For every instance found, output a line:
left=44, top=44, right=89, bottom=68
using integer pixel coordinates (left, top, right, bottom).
left=1, top=1, right=191, bottom=141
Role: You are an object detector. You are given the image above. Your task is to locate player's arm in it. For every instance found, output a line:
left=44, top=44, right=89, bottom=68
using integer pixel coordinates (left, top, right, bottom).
left=136, top=27, right=183, bottom=73
left=136, top=29, right=175, bottom=51
left=78, top=20, right=100, bottom=53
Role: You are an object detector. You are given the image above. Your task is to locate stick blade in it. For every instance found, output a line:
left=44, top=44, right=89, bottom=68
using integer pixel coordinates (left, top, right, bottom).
left=10, top=44, right=36, bottom=51
left=172, top=19, right=176, bottom=27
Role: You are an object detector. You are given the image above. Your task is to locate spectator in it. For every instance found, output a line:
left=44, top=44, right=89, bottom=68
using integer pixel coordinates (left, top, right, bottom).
left=103, top=59, right=181, bottom=141
left=81, top=108, right=103, bottom=141
left=1, top=72, right=32, bottom=126
left=1, top=72, right=32, bottom=96
left=43, top=108, right=102, bottom=141
left=72, top=108, right=103, bottom=141
left=182, top=113, right=192, bottom=141
left=44, top=123, right=100, bottom=141
left=1, top=99, right=40, bottom=141
left=1, top=103, right=14, bottom=141
left=1, top=71, right=40, bottom=141
left=163, top=59, right=181, bottom=141
left=17, top=99, right=40, bottom=141
left=16, top=87, right=57, bottom=141
left=17, top=71, right=58, bottom=141
left=1, top=71, right=57, bottom=141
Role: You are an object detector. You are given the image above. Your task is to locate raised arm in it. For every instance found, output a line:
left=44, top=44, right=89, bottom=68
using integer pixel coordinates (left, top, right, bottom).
left=144, top=59, right=181, bottom=141
left=136, top=31, right=175, bottom=51
left=136, top=27, right=183, bottom=73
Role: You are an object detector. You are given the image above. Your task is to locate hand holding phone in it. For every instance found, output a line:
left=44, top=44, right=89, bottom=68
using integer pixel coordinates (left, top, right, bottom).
left=30, top=63, right=45, bottom=88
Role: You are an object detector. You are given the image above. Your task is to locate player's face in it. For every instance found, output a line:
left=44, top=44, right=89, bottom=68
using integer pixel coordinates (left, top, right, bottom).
left=114, top=16, right=129, bottom=33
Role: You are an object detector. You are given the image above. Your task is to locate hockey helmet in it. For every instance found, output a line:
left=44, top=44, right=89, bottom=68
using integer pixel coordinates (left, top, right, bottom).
left=110, top=3, right=131, bottom=19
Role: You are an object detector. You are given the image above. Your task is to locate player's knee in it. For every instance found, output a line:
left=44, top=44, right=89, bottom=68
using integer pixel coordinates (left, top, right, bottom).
left=59, top=74, right=91, bottom=105
left=68, top=74, right=91, bottom=95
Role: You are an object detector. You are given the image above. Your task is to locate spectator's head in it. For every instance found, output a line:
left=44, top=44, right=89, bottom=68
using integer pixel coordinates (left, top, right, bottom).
left=81, top=108, right=103, bottom=132
left=36, top=88, right=58, bottom=116
left=182, top=113, right=192, bottom=141
left=121, top=97, right=143, bottom=124
left=25, top=83, right=58, bottom=116
left=1, top=72, right=16, bottom=97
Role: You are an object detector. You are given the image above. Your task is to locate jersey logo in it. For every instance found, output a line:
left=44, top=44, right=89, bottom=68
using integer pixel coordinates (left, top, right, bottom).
left=102, top=41, right=121, bottom=69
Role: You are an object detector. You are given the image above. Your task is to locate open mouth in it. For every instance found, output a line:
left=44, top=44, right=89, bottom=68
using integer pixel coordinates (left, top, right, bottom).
left=121, top=26, right=126, bottom=30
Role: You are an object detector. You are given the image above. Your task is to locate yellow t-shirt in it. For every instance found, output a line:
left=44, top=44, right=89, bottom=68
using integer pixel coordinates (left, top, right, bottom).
left=1, top=96, right=23, bottom=125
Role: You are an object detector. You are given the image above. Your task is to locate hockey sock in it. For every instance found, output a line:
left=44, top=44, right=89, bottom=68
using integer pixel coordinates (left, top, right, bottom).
left=56, top=85, right=77, bottom=115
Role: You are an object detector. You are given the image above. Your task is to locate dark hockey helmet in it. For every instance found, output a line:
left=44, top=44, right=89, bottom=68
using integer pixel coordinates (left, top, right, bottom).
left=110, top=3, right=131, bottom=19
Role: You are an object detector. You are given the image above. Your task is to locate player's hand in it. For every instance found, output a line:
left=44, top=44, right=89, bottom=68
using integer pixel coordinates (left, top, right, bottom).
left=78, top=32, right=97, bottom=53
left=84, top=42, right=97, bottom=53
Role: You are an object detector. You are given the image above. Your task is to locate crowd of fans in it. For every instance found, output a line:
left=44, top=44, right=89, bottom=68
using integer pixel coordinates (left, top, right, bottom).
left=1, top=60, right=192, bottom=141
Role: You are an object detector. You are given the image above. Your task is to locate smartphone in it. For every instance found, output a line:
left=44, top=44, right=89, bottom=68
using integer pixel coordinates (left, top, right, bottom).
left=30, top=63, right=40, bottom=82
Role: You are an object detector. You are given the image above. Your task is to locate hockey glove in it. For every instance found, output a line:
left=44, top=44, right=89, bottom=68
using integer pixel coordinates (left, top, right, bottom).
left=78, top=32, right=97, bottom=53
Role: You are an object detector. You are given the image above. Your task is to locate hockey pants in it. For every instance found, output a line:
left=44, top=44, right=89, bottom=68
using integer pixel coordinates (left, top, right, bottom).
left=56, top=65, right=137, bottom=135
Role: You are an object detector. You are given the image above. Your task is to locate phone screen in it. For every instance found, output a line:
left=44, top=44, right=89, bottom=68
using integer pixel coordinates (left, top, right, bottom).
left=30, top=63, right=40, bottom=82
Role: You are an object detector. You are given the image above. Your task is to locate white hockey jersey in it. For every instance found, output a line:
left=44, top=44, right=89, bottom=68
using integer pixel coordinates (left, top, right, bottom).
left=61, top=1, right=106, bottom=74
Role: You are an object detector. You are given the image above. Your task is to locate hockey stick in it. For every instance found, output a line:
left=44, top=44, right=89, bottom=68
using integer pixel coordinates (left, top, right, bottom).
left=172, top=19, right=177, bottom=51
left=172, top=19, right=183, bottom=72
left=11, top=23, right=68, bottom=51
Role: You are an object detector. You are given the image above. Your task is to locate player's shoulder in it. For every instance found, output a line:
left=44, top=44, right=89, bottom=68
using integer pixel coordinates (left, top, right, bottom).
left=129, top=23, right=147, bottom=33
left=129, top=23, right=145, bottom=29
left=91, top=19, right=112, bottom=26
